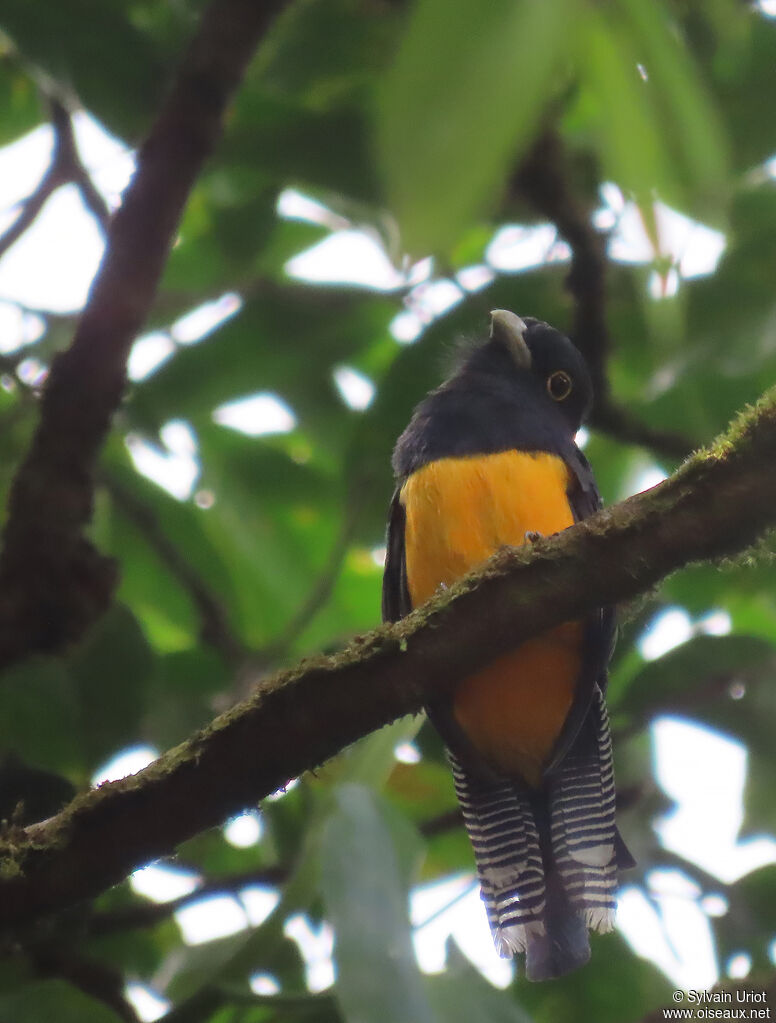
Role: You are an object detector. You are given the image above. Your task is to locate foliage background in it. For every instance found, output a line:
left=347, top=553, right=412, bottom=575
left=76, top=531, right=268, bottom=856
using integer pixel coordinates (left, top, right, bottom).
left=0, top=0, right=775, bottom=1020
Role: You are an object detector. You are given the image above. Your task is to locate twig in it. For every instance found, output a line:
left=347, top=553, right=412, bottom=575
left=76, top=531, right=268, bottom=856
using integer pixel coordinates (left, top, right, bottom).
left=2, top=386, right=776, bottom=928
left=89, top=807, right=471, bottom=936
left=30, top=945, right=140, bottom=1023
left=101, top=471, right=245, bottom=665
left=512, top=132, right=696, bottom=462
left=0, top=102, right=73, bottom=261
left=0, top=0, right=288, bottom=668
left=89, top=864, right=288, bottom=935
left=593, top=401, right=695, bottom=461
left=159, top=986, right=337, bottom=1023
left=0, top=98, right=110, bottom=259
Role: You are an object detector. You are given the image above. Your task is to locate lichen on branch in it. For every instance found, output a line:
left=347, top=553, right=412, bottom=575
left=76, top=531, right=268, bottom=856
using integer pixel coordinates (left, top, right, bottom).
left=1, top=386, right=776, bottom=929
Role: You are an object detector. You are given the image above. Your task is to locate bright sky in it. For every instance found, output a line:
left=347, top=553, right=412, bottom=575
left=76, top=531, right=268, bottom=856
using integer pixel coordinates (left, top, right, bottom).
left=1, top=110, right=773, bottom=1021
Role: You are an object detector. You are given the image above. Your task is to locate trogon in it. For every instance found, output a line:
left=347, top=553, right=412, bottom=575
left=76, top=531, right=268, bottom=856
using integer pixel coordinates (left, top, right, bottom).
left=382, top=310, right=633, bottom=981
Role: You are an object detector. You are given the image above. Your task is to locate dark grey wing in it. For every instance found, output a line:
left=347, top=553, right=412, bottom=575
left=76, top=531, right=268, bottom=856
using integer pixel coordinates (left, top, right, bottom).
left=382, top=489, right=412, bottom=623
left=543, top=445, right=616, bottom=776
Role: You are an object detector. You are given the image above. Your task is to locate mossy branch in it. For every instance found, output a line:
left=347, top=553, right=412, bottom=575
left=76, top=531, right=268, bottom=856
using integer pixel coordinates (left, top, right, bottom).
left=2, top=390, right=776, bottom=928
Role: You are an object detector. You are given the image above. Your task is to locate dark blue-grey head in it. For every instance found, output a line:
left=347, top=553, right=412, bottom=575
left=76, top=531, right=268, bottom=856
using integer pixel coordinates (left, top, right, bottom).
left=465, top=310, right=594, bottom=434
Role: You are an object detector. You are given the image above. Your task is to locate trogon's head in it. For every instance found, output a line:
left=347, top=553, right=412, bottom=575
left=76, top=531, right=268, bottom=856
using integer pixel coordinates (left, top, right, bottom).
left=467, top=310, right=593, bottom=433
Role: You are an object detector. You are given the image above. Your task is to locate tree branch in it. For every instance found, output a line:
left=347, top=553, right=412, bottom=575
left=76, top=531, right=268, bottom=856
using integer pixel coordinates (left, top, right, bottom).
left=1, top=388, right=776, bottom=928
left=30, top=945, right=140, bottom=1023
left=0, top=101, right=77, bottom=261
left=513, top=132, right=695, bottom=461
left=0, top=0, right=287, bottom=667
left=88, top=864, right=288, bottom=935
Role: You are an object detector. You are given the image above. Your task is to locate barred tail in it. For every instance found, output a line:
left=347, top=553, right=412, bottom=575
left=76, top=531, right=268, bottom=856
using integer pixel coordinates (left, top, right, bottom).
left=449, top=687, right=632, bottom=981
left=450, top=752, right=546, bottom=957
left=549, top=685, right=619, bottom=934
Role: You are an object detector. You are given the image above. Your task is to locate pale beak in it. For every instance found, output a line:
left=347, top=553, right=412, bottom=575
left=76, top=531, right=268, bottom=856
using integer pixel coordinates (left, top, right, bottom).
left=489, top=309, right=531, bottom=370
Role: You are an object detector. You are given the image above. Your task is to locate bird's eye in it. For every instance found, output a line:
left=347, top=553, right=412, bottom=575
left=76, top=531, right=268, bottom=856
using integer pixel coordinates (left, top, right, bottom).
left=547, top=370, right=573, bottom=401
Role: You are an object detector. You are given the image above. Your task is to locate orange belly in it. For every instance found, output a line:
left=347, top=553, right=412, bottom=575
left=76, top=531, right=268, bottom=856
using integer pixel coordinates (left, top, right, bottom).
left=400, top=450, right=582, bottom=785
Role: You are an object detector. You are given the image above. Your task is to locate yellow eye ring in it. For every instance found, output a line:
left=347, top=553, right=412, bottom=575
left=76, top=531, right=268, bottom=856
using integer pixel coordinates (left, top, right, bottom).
left=547, top=370, right=573, bottom=401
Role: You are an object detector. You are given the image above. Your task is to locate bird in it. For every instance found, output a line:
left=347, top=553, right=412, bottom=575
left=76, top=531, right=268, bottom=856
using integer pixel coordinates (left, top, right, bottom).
left=382, top=309, right=633, bottom=981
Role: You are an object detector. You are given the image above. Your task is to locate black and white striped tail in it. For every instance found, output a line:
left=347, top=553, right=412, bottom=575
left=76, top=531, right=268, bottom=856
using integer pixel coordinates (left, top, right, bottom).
left=449, top=685, right=629, bottom=980
left=549, top=685, right=618, bottom=934
left=450, top=752, right=546, bottom=959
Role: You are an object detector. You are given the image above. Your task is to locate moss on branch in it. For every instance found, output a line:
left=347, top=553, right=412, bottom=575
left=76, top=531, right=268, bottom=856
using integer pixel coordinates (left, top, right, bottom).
left=1, top=387, right=776, bottom=928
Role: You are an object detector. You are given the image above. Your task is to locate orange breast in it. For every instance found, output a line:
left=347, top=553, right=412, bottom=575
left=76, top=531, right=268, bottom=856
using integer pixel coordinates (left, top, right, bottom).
left=400, top=451, right=582, bottom=785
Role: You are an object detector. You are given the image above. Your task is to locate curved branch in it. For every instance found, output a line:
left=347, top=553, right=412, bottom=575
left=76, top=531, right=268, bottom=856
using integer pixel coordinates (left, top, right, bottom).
left=1, top=387, right=776, bottom=928
left=0, top=0, right=286, bottom=667
left=513, top=131, right=695, bottom=462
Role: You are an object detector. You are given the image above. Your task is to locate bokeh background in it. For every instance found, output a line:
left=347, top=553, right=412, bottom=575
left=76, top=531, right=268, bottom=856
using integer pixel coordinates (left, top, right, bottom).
left=1, top=1, right=776, bottom=1020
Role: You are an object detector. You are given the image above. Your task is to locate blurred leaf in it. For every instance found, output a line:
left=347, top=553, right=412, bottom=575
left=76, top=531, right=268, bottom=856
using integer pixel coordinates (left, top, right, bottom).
left=320, top=783, right=433, bottom=1023
left=0, top=0, right=168, bottom=138
left=131, top=288, right=395, bottom=458
left=258, top=0, right=398, bottom=108
left=616, top=0, right=728, bottom=214
left=67, top=605, right=156, bottom=772
left=518, top=931, right=674, bottom=1023
left=223, top=91, right=379, bottom=202
left=429, top=952, right=533, bottom=1023
left=714, top=865, right=776, bottom=971
left=0, top=979, right=123, bottom=1023
left=144, top=647, right=229, bottom=749
left=612, top=634, right=775, bottom=724
left=0, top=59, right=41, bottom=145
left=577, top=10, right=676, bottom=210
left=707, top=15, right=776, bottom=172
left=0, top=656, right=80, bottom=774
left=377, top=0, right=579, bottom=255
left=0, top=753, right=75, bottom=825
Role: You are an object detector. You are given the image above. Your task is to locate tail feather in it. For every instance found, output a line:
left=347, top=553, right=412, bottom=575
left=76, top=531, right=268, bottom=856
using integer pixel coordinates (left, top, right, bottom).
left=549, top=686, right=618, bottom=934
left=523, top=867, right=590, bottom=981
left=449, top=754, right=546, bottom=956
left=449, top=686, right=633, bottom=981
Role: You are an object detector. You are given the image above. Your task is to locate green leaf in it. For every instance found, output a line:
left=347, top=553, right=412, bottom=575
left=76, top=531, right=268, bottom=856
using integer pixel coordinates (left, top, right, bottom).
left=258, top=0, right=399, bottom=108
left=0, top=979, right=123, bottom=1023
left=707, top=15, right=776, bottom=172
left=130, top=288, right=394, bottom=456
left=144, top=647, right=230, bottom=749
left=616, top=0, right=729, bottom=214
left=518, top=930, right=674, bottom=1023
left=320, top=783, right=435, bottom=1023
left=576, top=9, right=676, bottom=208
left=67, top=605, right=156, bottom=771
left=613, top=634, right=776, bottom=727
left=0, top=1, right=168, bottom=138
left=713, top=864, right=776, bottom=971
left=377, top=0, right=579, bottom=255
left=224, top=91, right=379, bottom=203
left=0, top=656, right=80, bottom=774
left=428, top=954, right=534, bottom=1023
left=0, top=61, right=42, bottom=146
left=576, top=0, right=728, bottom=217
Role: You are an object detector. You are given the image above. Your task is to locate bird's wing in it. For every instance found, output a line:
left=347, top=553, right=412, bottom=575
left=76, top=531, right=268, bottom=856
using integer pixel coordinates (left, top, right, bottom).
left=381, top=489, right=412, bottom=623
left=542, top=445, right=616, bottom=776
